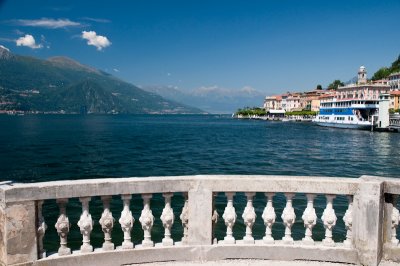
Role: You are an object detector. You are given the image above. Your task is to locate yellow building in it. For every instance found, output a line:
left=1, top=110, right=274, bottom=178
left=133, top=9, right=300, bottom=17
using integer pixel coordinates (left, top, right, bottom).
left=390, top=91, right=400, bottom=110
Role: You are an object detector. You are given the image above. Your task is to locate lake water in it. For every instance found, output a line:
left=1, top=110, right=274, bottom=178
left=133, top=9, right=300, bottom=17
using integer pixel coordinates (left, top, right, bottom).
left=2, top=114, right=399, bottom=181
left=1, top=114, right=399, bottom=252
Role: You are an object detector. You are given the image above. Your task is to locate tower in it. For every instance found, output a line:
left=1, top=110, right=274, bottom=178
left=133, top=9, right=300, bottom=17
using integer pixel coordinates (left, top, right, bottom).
left=378, top=93, right=390, bottom=128
left=358, top=66, right=367, bottom=84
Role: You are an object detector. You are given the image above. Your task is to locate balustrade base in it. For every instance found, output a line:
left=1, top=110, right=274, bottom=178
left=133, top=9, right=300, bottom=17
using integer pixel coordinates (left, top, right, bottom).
left=343, top=240, right=353, bottom=248
left=39, top=251, right=47, bottom=259
left=120, top=241, right=134, bottom=250
left=80, top=244, right=93, bottom=253
left=40, top=243, right=358, bottom=266
left=263, top=237, right=275, bottom=244
left=220, top=236, right=236, bottom=245
left=102, top=242, right=115, bottom=251
left=162, top=238, right=174, bottom=246
left=243, top=236, right=255, bottom=244
left=282, top=236, right=294, bottom=245
left=322, top=239, right=335, bottom=247
left=383, top=243, right=400, bottom=261
left=58, top=247, right=71, bottom=256
left=302, top=238, right=315, bottom=245
left=140, top=240, right=155, bottom=248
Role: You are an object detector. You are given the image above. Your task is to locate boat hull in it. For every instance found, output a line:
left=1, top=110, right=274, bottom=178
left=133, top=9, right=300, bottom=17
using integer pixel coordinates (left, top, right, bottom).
left=314, top=121, right=373, bottom=130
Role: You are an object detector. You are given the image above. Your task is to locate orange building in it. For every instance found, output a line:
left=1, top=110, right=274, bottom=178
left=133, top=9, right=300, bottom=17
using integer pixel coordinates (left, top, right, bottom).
left=390, top=91, right=400, bottom=110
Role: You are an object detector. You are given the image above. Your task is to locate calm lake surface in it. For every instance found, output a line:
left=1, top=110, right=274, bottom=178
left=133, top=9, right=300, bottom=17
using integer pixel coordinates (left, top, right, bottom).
left=1, top=114, right=399, bottom=252
left=1, top=114, right=400, bottom=181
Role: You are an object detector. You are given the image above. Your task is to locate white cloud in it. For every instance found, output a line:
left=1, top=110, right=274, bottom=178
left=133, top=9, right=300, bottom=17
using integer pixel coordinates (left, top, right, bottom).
left=82, top=17, right=111, bottom=23
left=16, top=18, right=81, bottom=29
left=0, top=37, right=14, bottom=42
left=81, top=31, right=111, bottom=51
left=239, top=86, right=260, bottom=95
left=0, top=45, right=10, bottom=52
left=192, top=86, right=263, bottom=98
left=14, top=29, right=24, bottom=35
left=16, top=35, right=43, bottom=49
left=113, top=68, right=120, bottom=72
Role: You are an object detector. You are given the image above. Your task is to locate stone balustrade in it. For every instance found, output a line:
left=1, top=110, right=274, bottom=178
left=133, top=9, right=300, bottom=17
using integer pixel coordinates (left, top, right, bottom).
left=0, top=175, right=400, bottom=266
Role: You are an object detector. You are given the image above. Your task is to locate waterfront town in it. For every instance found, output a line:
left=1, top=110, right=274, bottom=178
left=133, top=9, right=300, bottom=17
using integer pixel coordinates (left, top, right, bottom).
left=262, top=66, right=400, bottom=116
left=235, top=66, right=400, bottom=131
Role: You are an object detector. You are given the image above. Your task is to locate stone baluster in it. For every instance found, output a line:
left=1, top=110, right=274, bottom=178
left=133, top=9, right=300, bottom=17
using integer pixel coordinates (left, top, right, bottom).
left=55, top=198, right=71, bottom=256
left=119, top=194, right=135, bottom=249
left=390, top=195, right=399, bottom=246
left=212, top=208, right=219, bottom=245
left=343, top=195, right=354, bottom=247
left=180, top=193, right=189, bottom=244
left=161, top=193, right=175, bottom=246
left=77, top=197, right=94, bottom=253
left=281, top=193, right=296, bottom=244
left=211, top=192, right=219, bottom=245
left=99, top=195, right=115, bottom=251
left=222, top=192, right=236, bottom=244
left=139, top=193, right=155, bottom=247
left=36, top=200, right=47, bottom=258
left=302, top=194, right=317, bottom=245
left=322, top=194, right=337, bottom=246
left=262, top=193, right=276, bottom=244
left=242, top=192, right=256, bottom=244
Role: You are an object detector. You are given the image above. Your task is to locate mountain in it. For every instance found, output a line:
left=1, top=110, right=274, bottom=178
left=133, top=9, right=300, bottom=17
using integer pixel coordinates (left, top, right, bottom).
left=0, top=47, right=203, bottom=114
left=142, top=85, right=265, bottom=114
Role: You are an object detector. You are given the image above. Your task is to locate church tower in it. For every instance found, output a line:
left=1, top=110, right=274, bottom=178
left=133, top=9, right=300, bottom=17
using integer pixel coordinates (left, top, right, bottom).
left=358, top=66, right=367, bottom=84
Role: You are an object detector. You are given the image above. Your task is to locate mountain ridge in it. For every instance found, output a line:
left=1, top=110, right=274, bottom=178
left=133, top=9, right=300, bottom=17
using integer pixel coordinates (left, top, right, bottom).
left=47, top=56, right=100, bottom=74
left=0, top=48, right=203, bottom=114
left=141, top=85, right=265, bottom=114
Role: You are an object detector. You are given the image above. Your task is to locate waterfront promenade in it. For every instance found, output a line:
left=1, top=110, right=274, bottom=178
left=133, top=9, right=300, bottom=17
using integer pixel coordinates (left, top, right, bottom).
left=2, top=175, right=400, bottom=266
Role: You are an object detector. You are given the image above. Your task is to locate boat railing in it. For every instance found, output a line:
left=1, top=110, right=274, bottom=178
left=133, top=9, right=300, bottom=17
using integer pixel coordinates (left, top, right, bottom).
left=0, top=175, right=398, bottom=266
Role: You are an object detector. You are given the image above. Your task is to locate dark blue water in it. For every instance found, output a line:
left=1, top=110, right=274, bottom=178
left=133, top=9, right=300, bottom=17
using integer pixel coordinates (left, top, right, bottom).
left=1, top=114, right=399, bottom=181
left=1, top=114, right=399, bottom=253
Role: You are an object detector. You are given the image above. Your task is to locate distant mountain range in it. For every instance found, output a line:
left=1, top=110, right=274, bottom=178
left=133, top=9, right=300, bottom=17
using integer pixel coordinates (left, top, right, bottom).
left=0, top=47, right=203, bottom=114
left=141, top=85, right=265, bottom=114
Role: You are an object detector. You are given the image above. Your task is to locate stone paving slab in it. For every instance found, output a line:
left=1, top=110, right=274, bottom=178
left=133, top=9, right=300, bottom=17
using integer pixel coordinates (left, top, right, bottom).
left=137, top=259, right=400, bottom=266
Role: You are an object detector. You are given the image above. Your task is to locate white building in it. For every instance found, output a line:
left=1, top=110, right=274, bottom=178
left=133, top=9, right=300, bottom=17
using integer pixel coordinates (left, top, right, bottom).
left=263, top=95, right=282, bottom=111
left=388, top=72, right=400, bottom=91
left=336, top=66, right=390, bottom=100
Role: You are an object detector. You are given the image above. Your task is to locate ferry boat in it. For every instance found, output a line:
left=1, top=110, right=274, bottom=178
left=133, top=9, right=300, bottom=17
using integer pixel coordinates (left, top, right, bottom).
left=312, top=66, right=390, bottom=130
left=313, top=99, right=379, bottom=130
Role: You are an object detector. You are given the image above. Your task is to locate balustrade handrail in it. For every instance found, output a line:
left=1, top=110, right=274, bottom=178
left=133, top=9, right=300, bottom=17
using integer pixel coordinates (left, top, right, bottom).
left=1, top=175, right=400, bottom=266
left=0, top=175, right=360, bottom=203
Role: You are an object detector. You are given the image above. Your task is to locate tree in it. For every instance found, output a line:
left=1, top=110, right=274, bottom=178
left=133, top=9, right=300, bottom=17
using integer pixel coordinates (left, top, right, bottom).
left=371, top=67, right=391, bottom=81
left=371, top=54, right=400, bottom=81
left=391, top=55, right=400, bottom=73
left=316, top=84, right=323, bottom=90
left=327, top=80, right=344, bottom=90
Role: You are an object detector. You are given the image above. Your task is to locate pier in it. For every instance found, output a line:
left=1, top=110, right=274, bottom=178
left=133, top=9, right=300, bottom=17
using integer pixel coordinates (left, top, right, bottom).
left=1, top=175, right=400, bottom=266
left=389, top=114, right=400, bottom=132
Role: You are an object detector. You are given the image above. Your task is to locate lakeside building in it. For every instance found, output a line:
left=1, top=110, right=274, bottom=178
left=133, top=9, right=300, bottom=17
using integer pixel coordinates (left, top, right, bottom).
left=388, top=71, right=400, bottom=90
left=264, top=90, right=333, bottom=112
left=390, top=91, right=400, bottom=110
left=299, top=90, right=331, bottom=112
left=335, top=67, right=390, bottom=101
left=264, top=66, right=395, bottom=113
left=263, top=95, right=282, bottom=111
left=285, top=93, right=302, bottom=111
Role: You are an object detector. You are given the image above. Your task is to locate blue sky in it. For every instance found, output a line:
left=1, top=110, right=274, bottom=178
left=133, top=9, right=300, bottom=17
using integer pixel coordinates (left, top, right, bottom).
left=0, top=0, right=399, bottom=95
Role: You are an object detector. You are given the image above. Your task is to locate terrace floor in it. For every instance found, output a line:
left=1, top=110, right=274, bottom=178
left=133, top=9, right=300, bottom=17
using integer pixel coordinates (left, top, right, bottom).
left=139, top=259, right=400, bottom=266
